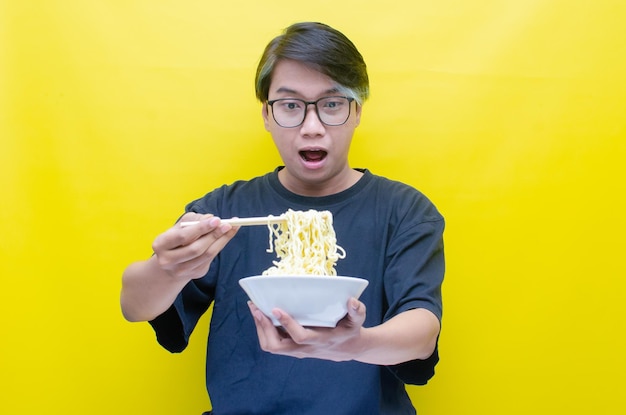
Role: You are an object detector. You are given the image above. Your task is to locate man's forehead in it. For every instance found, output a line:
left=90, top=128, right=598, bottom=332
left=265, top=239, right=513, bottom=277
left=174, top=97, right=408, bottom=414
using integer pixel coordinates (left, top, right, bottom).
left=267, top=60, right=338, bottom=96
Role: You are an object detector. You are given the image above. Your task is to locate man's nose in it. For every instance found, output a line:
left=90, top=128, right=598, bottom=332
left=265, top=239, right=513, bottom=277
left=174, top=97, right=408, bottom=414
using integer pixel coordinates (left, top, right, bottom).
left=300, top=104, right=325, bottom=134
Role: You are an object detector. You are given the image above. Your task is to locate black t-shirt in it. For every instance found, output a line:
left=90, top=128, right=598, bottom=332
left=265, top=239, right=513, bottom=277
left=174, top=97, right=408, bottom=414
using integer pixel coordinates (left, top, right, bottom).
left=151, top=168, right=445, bottom=415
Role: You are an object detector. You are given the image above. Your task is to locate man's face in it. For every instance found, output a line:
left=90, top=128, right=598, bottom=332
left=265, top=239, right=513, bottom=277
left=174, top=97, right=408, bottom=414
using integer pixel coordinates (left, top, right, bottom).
left=262, top=59, right=362, bottom=196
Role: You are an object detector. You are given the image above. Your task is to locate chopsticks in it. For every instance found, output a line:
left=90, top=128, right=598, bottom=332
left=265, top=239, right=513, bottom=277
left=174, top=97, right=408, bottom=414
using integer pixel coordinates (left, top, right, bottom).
left=180, top=215, right=286, bottom=228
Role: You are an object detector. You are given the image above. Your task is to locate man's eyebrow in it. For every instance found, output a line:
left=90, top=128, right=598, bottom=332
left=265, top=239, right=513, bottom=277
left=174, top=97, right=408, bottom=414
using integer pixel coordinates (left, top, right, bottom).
left=274, top=87, right=340, bottom=96
left=275, top=87, right=298, bottom=95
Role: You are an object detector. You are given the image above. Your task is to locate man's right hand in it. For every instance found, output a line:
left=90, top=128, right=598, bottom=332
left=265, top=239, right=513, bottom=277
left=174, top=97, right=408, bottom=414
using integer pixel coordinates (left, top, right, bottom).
left=152, top=213, right=238, bottom=281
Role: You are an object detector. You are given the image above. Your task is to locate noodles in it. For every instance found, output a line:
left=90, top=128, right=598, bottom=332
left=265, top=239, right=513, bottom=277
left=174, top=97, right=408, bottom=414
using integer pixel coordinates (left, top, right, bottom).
left=262, top=209, right=346, bottom=276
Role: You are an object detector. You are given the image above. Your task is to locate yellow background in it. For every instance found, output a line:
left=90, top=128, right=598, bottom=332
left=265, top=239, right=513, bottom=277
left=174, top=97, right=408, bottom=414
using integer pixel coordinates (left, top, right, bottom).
left=2, top=1, right=625, bottom=414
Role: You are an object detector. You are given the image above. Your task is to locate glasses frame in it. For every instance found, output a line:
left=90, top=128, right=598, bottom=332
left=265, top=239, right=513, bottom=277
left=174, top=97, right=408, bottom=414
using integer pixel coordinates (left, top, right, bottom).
left=266, top=96, right=355, bottom=128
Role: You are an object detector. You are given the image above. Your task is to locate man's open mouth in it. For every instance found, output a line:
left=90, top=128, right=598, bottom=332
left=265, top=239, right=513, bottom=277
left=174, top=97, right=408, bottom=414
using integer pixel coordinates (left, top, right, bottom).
left=299, top=150, right=327, bottom=162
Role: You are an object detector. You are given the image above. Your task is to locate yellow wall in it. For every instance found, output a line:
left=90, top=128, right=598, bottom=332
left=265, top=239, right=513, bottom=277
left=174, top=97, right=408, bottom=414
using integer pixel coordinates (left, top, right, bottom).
left=2, top=1, right=625, bottom=414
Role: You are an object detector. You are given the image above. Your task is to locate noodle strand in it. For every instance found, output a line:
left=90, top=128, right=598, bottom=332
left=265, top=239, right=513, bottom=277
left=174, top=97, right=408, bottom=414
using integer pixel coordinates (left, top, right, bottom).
left=262, top=209, right=345, bottom=276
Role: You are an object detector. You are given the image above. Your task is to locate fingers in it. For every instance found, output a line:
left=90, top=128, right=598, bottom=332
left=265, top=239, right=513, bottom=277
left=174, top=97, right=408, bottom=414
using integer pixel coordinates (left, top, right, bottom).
left=247, top=302, right=323, bottom=355
left=346, top=297, right=366, bottom=325
left=272, top=309, right=311, bottom=345
left=247, top=299, right=368, bottom=361
left=247, top=302, right=294, bottom=352
left=152, top=214, right=239, bottom=280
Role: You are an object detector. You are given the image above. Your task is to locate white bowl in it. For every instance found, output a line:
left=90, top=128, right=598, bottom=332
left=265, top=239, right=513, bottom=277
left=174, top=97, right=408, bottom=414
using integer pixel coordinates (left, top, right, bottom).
left=239, top=275, right=369, bottom=327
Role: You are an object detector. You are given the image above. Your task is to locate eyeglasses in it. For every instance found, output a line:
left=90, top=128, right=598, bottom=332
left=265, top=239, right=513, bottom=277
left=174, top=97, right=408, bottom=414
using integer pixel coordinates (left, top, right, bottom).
left=267, top=96, right=355, bottom=128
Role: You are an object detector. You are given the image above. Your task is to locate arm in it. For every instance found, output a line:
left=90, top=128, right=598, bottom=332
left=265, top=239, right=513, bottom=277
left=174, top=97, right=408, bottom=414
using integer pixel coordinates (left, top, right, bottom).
left=120, top=214, right=238, bottom=322
left=248, top=298, right=440, bottom=365
left=353, top=307, right=440, bottom=364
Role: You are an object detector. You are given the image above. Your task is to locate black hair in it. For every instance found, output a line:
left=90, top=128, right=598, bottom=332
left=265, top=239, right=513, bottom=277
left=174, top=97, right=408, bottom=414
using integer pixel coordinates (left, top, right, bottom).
left=255, top=22, right=369, bottom=104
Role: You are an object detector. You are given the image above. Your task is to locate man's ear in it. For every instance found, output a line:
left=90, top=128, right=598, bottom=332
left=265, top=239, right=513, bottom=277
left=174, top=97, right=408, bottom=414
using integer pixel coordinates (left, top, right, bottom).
left=354, top=103, right=363, bottom=127
left=262, top=102, right=271, bottom=131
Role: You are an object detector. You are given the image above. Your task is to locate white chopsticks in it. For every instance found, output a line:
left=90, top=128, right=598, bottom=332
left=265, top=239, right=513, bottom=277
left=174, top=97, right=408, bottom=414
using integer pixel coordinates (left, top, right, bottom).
left=180, top=215, right=286, bottom=228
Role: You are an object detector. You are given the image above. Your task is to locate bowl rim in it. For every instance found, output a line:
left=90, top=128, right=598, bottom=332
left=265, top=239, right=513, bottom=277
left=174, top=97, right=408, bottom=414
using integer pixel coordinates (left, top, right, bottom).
left=239, top=275, right=367, bottom=283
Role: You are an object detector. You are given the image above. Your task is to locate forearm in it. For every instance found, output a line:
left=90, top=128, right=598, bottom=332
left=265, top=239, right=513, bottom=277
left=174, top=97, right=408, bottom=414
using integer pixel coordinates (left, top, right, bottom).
left=354, top=308, right=440, bottom=365
left=120, top=256, right=191, bottom=322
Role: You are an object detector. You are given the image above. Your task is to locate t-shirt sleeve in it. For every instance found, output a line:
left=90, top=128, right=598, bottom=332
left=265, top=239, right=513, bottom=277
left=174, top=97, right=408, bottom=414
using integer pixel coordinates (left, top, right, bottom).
left=384, top=217, right=445, bottom=321
left=383, top=197, right=445, bottom=385
left=387, top=344, right=440, bottom=385
left=149, top=271, right=216, bottom=353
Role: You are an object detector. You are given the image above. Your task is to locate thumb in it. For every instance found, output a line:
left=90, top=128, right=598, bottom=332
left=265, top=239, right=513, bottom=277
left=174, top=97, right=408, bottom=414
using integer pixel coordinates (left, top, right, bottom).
left=347, top=297, right=366, bottom=323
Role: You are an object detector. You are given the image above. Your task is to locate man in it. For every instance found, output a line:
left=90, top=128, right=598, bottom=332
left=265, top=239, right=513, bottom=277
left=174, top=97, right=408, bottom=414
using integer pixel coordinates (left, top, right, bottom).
left=121, top=22, right=444, bottom=414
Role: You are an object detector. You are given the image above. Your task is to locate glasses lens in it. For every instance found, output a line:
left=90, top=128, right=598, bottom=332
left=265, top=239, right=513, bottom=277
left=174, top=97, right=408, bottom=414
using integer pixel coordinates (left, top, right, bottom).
left=316, top=97, right=351, bottom=126
left=271, top=99, right=305, bottom=128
